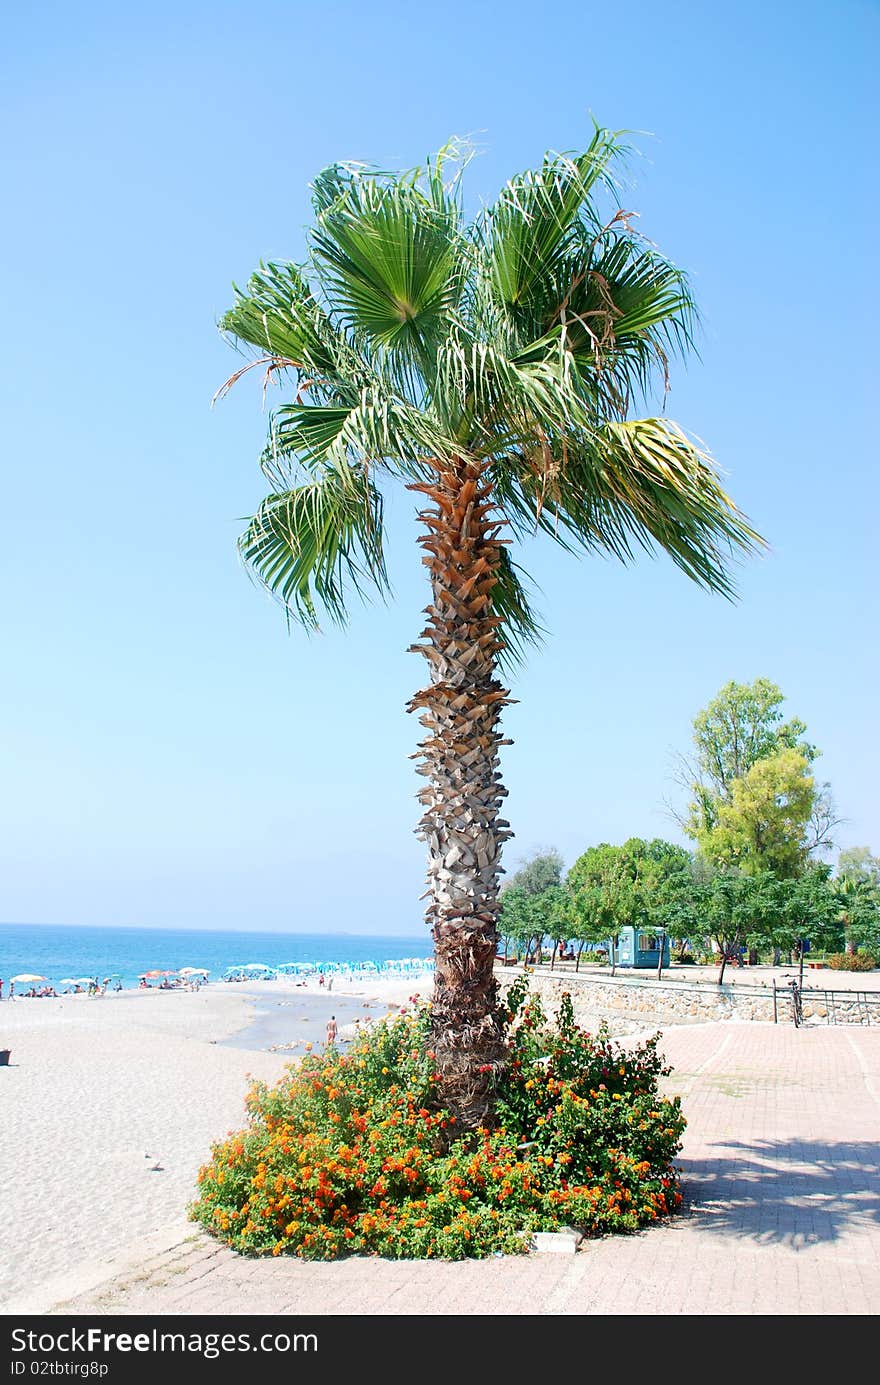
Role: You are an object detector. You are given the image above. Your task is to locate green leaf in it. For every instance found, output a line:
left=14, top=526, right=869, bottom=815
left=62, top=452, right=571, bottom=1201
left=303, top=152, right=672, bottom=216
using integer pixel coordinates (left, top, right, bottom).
left=238, top=468, right=389, bottom=629
left=482, top=125, right=623, bottom=314
left=311, top=166, right=465, bottom=356
left=220, top=261, right=338, bottom=375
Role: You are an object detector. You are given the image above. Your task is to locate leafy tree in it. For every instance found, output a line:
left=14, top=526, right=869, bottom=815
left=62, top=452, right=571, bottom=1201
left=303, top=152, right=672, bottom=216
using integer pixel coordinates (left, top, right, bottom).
left=506, top=847, right=564, bottom=897
left=497, top=885, right=534, bottom=963
left=833, top=874, right=880, bottom=956
left=656, top=860, right=753, bottom=985
left=837, top=846, right=880, bottom=889
left=568, top=838, right=689, bottom=973
left=833, top=848, right=880, bottom=956
left=566, top=877, right=626, bottom=970
left=679, top=678, right=813, bottom=831
left=676, top=678, right=838, bottom=858
left=744, top=867, right=839, bottom=969
left=498, top=880, right=573, bottom=966
left=217, top=131, right=761, bottom=1129
left=569, top=842, right=638, bottom=974
left=499, top=848, right=566, bottom=963
left=660, top=860, right=839, bottom=981
left=537, top=884, right=576, bottom=966
left=696, top=747, right=816, bottom=878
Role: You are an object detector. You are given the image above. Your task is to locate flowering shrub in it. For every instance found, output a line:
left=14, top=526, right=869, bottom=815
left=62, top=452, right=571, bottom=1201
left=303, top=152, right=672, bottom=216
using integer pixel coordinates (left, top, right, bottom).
left=826, top=952, right=877, bottom=972
left=190, top=977, right=685, bottom=1260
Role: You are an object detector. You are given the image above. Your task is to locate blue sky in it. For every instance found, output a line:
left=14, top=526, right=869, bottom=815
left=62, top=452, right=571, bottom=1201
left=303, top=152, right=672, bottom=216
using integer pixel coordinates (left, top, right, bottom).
left=1, top=0, right=876, bottom=934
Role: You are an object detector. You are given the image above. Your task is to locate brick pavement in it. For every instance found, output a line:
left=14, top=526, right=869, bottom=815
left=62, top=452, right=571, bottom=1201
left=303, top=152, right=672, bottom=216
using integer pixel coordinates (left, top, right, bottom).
left=7, top=1022, right=880, bottom=1316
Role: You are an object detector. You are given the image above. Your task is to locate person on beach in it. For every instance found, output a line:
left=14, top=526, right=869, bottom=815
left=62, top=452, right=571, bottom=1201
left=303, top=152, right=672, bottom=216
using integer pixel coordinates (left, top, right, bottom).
left=325, top=1015, right=338, bottom=1046
left=0, top=978, right=3, bottom=1000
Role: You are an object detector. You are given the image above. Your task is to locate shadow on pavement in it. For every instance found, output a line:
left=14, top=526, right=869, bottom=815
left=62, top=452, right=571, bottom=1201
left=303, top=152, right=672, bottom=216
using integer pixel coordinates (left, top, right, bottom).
left=680, top=1137, right=880, bottom=1245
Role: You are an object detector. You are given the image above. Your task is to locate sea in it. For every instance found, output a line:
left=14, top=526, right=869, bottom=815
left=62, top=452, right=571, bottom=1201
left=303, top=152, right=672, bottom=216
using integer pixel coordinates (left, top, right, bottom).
left=0, top=922, right=433, bottom=992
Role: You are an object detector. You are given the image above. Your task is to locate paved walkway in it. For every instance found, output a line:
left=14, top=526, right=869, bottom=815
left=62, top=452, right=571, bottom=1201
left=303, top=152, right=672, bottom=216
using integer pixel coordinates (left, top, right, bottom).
left=7, top=1020, right=879, bottom=1317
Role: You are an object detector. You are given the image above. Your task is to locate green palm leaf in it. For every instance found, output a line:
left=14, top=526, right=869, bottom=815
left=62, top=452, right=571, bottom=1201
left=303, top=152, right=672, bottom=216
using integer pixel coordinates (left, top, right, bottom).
left=239, top=467, right=389, bottom=629
left=220, top=261, right=339, bottom=375
left=311, top=169, right=466, bottom=362
left=221, top=128, right=764, bottom=647
left=481, top=125, right=623, bottom=315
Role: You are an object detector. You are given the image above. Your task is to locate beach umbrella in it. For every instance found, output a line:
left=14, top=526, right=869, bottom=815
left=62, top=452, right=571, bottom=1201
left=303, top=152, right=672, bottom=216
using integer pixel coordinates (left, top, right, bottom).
left=139, top=969, right=177, bottom=978
left=179, top=967, right=209, bottom=977
left=10, top=973, right=47, bottom=984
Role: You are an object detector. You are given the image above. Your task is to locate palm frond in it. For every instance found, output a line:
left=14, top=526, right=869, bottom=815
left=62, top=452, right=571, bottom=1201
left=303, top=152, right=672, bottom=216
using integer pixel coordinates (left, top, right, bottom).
left=310, top=162, right=467, bottom=365
left=595, top=419, right=764, bottom=594
left=238, top=467, right=389, bottom=629
left=260, top=391, right=457, bottom=490
left=491, top=548, right=545, bottom=669
left=219, top=261, right=339, bottom=376
left=221, top=132, right=765, bottom=637
left=480, top=125, right=624, bottom=319
left=496, top=418, right=763, bottom=596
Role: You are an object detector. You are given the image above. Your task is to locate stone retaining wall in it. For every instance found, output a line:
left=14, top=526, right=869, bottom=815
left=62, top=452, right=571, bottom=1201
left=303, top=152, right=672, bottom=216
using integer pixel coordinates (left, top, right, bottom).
left=495, top=965, right=800, bottom=1031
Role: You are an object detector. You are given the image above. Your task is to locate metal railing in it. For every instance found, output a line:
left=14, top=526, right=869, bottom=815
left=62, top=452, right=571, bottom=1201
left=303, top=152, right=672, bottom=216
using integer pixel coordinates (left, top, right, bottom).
left=774, top=979, right=880, bottom=1026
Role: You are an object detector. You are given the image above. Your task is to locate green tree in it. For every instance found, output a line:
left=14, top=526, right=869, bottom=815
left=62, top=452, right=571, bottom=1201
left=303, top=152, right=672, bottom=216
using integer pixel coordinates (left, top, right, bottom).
left=499, top=848, right=568, bottom=964
left=834, top=848, right=880, bottom=955
left=534, top=884, right=575, bottom=967
left=676, top=679, right=837, bottom=858
left=697, top=747, right=816, bottom=878
left=833, top=874, right=880, bottom=956
left=566, top=874, right=626, bottom=970
left=837, top=846, right=880, bottom=890
left=497, top=880, right=573, bottom=966
left=506, top=847, right=564, bottom=897
left=743, top=867, right=838, bottom=972
left=218, top=132, right=761, bottom=1129
left=657, top=860, right=752, bottom=985
left=497, top=885, right=534, bottom=963
left=568, top=838, right=689, bottom=973
left=679, top=678, right=812, bottom=831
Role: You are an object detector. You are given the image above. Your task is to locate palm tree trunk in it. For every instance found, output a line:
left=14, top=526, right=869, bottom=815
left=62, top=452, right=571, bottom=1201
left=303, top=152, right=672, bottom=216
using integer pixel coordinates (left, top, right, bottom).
left=407, top=458, right=510, bottom=1132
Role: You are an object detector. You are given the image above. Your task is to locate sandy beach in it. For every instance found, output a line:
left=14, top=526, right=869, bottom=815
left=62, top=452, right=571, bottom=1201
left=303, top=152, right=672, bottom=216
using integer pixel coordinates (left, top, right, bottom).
left=0, top=970, right=430, bottom=1309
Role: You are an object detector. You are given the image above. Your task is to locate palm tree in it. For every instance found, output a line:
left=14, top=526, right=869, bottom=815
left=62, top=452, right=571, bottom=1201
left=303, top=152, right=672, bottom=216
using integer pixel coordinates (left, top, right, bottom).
left=833, top=874, right=876, bottom=955
left=217, top=129, right=763, bottom=1131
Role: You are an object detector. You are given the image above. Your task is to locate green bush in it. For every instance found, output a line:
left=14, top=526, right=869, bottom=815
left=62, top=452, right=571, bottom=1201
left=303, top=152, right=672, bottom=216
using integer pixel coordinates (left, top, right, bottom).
left=190, top=978, right=686, bottom=1260
left=826, top=952, right=877, bottom=972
